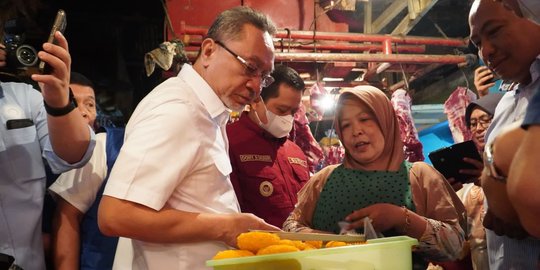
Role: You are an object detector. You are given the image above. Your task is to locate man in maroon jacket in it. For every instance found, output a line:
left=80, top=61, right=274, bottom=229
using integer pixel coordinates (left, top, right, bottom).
left=227, top=65, right=309, bottom=227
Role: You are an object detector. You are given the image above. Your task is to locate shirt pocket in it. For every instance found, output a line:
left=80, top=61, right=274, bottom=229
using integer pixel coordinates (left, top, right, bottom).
left=3, top=125, right=45, bottom=180
left=212, top=152, right=232, bottom=177
left=4, top=124, right=38, bottom=146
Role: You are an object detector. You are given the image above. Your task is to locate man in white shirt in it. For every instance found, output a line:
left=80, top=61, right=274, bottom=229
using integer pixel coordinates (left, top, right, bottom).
left=48, top=72, right=123, bottom=270
left=98, top=7, right=279, bottom=269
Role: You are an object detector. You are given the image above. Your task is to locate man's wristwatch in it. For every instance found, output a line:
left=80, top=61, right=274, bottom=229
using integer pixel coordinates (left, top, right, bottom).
left=44, top=88, right=78, bottom=117
left=483, top=141, right=507, bottom=183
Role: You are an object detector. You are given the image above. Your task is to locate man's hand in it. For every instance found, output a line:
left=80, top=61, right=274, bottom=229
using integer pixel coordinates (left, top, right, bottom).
left=31, top=31, right=71, bottom=108
left=474, top=66, right=496, bottom=97
left=480, top=164, right=520, bottom=223
left=481, top=124, right=524, bottom=222
left=223, top=213, right=280, bottom=248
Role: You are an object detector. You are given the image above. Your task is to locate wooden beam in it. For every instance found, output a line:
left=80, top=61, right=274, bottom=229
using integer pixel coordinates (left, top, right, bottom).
left=363, top=1, right=373, bottom=34
left=392, top=0, right=440, bottom=35
left=372, top=0, right=408, bottom=34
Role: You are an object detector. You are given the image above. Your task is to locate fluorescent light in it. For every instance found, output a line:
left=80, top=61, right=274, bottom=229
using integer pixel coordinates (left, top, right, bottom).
left=322, top=77, right=344, bottom=82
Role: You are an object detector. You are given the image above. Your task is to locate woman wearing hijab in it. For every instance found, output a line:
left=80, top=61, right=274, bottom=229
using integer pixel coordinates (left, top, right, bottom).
left=465, top=93, right=504, bottom=153
left=447, top=93, right=505, bottom=190
left=283, top=86, right=466, bottom=264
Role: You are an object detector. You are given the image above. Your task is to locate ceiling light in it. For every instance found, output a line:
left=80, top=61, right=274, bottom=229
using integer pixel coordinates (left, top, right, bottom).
left=322, top=77, right=344, bottom=82
left=319, top=94, right=337, bottom=111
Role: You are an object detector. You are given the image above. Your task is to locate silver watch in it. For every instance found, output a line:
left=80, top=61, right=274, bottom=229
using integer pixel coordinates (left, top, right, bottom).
left=483, top=141, right=507, bottom=183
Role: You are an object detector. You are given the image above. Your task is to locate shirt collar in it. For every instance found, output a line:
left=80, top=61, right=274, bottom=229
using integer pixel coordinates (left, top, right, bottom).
left=179, top=64, right=231, bottom=125
left=0, top=83, right=4, bottom=98
left=528, top=55, right=540, bottom=87
left=515, top=56, right=540, bottom=96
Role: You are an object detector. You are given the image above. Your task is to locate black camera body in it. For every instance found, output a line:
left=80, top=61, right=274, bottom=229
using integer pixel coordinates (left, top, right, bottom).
left=4, top=34, right=38, bottom=69
left=2, top=18, right=39, bottom=70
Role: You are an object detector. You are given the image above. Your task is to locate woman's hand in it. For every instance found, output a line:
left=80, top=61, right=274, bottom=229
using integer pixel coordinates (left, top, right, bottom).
left=446, top=177, right=464, bottom=192
left=460, top=157, right=484, bottom=185
left=345, top=203, right=403, bottom=233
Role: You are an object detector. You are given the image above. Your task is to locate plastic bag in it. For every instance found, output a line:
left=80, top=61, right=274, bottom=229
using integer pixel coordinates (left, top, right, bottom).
left=338, top=217, right=382, bottom=240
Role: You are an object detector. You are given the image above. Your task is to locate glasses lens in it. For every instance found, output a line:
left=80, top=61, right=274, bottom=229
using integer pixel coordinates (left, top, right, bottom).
left=480, top=117, right=492, bottom=125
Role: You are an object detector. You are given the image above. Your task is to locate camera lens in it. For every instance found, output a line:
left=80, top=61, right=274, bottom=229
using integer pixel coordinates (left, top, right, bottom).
left=16, top=45, right=38, bottom=67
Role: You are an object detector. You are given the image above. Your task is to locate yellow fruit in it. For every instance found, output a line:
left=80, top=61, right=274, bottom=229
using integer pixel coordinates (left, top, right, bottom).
left=291, top=240, right=311, bottom=250
left=237, top=232, right=281, bottom=253
left=257, top=244, right=300, bottom=255
left=212, top=249, right=254, bottom=260
left=325, top=241, right=347, bottom=248
left=304, top=240, right=323, bottom=249
left=278, top=239, right=296, bottom=246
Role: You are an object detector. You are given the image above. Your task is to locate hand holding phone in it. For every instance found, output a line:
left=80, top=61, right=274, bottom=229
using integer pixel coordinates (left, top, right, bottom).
left=474, top=66, right=496, bottom=97
left=38, top=9, right=67, bottom=74
left=428, top=140, right=483, bottom=183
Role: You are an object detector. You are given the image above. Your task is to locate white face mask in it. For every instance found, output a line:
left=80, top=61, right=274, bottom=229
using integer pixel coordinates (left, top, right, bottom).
left=519, top=0, right=540, bottom=24
left=255, top=102, right=294, bottom=138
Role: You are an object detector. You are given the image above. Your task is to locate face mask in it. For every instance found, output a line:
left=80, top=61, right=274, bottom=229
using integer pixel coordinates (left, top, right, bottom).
left=518, top=0, right=540, bottom=24
left=255, top=102, right=294, bottom=138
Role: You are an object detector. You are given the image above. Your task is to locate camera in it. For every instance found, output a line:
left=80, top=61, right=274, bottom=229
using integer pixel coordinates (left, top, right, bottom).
left=2, top=18, right=39, bottom=69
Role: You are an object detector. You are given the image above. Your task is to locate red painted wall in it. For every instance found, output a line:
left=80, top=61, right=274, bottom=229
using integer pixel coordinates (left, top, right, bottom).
left=166, top=0, right=348, bottom=39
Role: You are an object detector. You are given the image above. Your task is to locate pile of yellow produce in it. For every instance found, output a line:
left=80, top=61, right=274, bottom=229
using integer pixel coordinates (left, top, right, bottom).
left=213, top=231, right=365, bottom=260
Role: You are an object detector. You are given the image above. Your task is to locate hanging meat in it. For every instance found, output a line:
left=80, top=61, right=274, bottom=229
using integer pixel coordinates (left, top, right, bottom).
left=391, top=89, right=424, bottom=162
left=444, top=86, right=477, bottom=143
left=290, top=103, right=325, bottom=174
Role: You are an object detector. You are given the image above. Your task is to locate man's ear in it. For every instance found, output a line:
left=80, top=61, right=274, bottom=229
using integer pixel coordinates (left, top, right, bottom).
left=199, top=38, right=217, bottom=67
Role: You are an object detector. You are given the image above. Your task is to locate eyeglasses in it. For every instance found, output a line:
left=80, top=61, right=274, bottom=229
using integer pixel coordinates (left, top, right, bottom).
left=469, top=115, right=492, bottom=131
left=214, top=40, right=275, bottom=88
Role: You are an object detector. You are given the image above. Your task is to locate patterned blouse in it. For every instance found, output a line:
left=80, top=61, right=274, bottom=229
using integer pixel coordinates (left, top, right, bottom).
left=283, top=162, right=467, bottom=262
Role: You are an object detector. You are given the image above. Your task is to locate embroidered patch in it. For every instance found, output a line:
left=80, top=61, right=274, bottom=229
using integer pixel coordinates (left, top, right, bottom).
left=259, top=181, right=273, bottom=197
left=288, top=157, right=307, bottom=167
left=240, top=154, right=272, bottom=163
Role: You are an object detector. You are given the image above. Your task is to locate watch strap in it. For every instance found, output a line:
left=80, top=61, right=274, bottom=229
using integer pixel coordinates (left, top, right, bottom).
left=44, top=87, right=78, bottom=117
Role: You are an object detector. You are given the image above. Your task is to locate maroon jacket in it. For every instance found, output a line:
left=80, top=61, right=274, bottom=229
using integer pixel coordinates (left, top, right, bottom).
left=227, top=112, right=309, bottom=227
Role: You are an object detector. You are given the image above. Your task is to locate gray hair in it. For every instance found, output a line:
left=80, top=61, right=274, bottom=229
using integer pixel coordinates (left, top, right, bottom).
left=206, top=6, right=277, bottom=42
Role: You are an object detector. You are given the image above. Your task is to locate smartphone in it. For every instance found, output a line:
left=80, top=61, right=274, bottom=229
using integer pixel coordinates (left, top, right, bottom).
left=38, top=9, right=67, bottom=74
left=487, top=70, right=500, bottom=84
left=428, top=140, right=482, bottom=183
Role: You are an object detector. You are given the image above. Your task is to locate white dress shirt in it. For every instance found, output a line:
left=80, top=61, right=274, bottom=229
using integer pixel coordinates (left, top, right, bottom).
left=104, top=64, right=239, bottom=270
